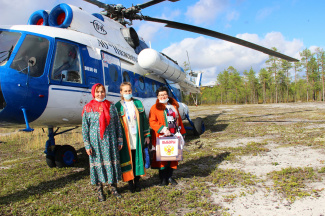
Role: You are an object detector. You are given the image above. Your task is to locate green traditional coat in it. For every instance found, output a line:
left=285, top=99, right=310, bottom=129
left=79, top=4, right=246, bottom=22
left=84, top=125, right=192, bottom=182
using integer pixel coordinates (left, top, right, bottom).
left=82, top=104, right=123, bottom=185
left=115, top=99, right=150, bottom=182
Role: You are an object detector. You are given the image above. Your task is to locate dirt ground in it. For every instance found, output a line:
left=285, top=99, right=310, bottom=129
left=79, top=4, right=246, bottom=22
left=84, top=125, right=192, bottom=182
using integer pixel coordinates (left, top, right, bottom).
left=186, top=102, right=325, bottom=216
left=1, top=102, right=325, bottom=215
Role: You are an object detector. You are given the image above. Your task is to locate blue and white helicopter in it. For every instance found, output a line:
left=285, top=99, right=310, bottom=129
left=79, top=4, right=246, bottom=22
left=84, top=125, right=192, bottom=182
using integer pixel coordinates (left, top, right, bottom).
left=0, top=0, right=298, bottom=168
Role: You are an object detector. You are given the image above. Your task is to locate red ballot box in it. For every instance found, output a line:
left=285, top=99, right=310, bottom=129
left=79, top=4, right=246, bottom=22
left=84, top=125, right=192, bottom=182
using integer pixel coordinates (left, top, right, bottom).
left=156, top=136, right=183, bottom=161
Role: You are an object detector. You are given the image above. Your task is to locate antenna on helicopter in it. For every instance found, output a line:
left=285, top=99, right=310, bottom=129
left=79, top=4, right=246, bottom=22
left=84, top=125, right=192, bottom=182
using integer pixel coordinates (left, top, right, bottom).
left=186, top=51, right=197, bottom=83
left=185, top=51, right=200, bottom=106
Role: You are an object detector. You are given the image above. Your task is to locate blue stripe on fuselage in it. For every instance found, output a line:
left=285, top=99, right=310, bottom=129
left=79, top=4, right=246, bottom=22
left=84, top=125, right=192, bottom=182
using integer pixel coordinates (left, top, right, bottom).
left=51, top=87, right=89, bottom=93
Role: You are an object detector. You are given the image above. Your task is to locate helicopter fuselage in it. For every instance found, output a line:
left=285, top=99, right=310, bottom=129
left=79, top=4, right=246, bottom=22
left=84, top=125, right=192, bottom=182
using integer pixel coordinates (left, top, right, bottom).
left=0, top=4, right=195, bottom=129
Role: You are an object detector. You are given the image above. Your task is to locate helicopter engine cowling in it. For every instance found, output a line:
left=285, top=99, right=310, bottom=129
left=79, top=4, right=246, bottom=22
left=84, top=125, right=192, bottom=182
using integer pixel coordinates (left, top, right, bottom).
left=121, top=27, right=140, bottom=49
left=138, top=48, right=186, bottom=83
left=46, top=3, right=118, bottom=40
left=28, top=10, right=49, bottom=26
left=48, top=3, right=73, bottom=28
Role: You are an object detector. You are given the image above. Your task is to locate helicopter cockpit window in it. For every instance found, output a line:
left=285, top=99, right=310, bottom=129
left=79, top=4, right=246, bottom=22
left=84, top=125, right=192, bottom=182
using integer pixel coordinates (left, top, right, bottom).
left=109, top=65, right=118, bottom=82
left=138, top=76, right=145, bottom=90
left=122, top=71, right=130, bottom=82
left=0, top=31, right=21, bottom=66
left=10, top=35, right=49, bottom=77
left=51, top=41, right=82, bottom=83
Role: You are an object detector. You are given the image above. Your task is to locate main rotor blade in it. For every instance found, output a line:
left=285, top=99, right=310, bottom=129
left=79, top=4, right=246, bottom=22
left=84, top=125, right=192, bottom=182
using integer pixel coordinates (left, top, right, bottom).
left=137, top=0, right=165, bottom=9
left=143, top=16, right=299, bottom=62
left=83, top=0, right=115, bottom=13
left=83, top=0, right=107, bottom=8
left=137, top=0, right=179, bottom=9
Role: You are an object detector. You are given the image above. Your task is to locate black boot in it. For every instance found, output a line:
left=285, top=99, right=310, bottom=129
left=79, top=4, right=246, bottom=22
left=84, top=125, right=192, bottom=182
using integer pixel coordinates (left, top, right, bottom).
left=97, top=183, right=106, bottom=202
left=159, top=169, right=168, bottom=186
left=128, top=180, right=135, bottom=193
left=134, top=176, right=141, bottom=192
left=167, top=167, right=178, bottom=185
left=111, top=183, right=121, bottom=198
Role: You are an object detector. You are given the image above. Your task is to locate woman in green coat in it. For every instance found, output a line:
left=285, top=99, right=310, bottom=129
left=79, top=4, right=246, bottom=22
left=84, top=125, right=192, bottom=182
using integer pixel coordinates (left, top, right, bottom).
left=82, top=83, right=123, bottom=201
left=115, top=82, right=150, bottom=193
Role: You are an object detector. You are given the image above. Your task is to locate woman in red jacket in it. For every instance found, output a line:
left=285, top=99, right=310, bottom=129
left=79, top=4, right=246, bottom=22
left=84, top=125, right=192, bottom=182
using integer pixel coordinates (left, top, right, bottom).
left=149, top=86, right=186, bottom=186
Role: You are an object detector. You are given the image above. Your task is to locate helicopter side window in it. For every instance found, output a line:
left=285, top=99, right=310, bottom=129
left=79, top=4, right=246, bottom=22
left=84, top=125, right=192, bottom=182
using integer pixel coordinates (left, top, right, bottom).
left=0, top=31, right=21, bottom=66
left=109, top=65, right=118, bottom=82
left=151, top=81, right=157, bottom=92
left=51, top=41, right=82, bottom=83
left=122, top=71, right=130, bottom=82
left=138, top=76, right=145, bottom=90
left=10, top=35, right=49, bottom=77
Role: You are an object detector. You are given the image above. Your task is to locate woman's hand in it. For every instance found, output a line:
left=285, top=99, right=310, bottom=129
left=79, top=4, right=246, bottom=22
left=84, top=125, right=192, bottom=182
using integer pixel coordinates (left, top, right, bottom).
left=86, top=148, right=92, bottom=156
left=164, top=129, right=171, bottom=136
left=118, top=145, right=123, bottom=151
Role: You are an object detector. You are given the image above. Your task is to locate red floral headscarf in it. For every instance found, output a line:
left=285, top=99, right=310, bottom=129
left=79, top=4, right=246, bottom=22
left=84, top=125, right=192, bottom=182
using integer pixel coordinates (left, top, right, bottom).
left=82, top=83, right=111, bottom=139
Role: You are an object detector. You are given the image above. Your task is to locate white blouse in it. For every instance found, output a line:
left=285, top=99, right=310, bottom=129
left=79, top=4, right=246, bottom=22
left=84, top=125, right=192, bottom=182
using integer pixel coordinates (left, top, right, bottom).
left=124, top=100, right=137, bottom=150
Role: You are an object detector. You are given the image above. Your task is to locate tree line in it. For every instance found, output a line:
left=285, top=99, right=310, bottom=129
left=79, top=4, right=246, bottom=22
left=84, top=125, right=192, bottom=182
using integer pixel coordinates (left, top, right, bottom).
left=183, top=47, right=325, bottom=105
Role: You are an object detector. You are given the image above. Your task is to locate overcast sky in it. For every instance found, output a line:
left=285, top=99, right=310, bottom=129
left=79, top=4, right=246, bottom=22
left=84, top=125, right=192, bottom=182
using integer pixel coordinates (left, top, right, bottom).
left=1, top=0, right=323, bottom=85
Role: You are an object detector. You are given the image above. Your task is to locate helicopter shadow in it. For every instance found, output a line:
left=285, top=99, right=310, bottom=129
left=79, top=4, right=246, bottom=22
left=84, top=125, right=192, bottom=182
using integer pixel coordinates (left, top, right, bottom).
left=132, top=151, right=230, bottom=191
left=0, top=147, right=90, bottom=205
left=176, top=152, right=230, bottom=179
left=132, top=109, right=316, bottom=190
left=184, top=112, right=228, bottom=141
left=201, top=112, right=228, bottom=132
left=0, top=147, right=230, bottom=201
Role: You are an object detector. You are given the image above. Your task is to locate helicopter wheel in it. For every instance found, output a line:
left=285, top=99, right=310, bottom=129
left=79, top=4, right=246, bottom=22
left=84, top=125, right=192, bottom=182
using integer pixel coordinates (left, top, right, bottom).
left=46, top=155, right=56, bottom=168
left=45, top=145, right=61, bottom=168
left=194, top=117, right=205, bottom=135
left=55, top=145, right=78, bottom=168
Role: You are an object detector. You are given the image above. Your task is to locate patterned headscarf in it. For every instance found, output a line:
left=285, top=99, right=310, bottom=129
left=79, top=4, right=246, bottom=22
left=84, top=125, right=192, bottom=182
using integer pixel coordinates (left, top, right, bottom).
left=82, top=83, right=111, bottom=139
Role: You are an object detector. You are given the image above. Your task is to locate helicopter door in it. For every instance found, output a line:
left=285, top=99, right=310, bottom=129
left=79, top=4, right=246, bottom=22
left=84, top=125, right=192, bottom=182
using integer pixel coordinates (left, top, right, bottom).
left=51, top=41, right=83, bottom=85
left=101, top=52, right=121, bottom=101
left=48, top=40, right=86, bottom=123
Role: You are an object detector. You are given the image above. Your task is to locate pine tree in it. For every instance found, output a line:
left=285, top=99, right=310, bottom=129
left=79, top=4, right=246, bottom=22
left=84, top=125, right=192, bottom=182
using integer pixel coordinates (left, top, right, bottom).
left=308, top=57, right=320, bottom=101
left=300, top=48, right=313, bottom=101
left=266, top=47, right=281, bottom=103
left=244, top=67, right=258, bottom=104
left=217, top=70, right=230, bottom=104
left=315, top=48, right=325, bottom=101
left=281, top=60, right=292, bottom=102
left=228, top=66, right=243, bottom=104
left=293, top=61, right=302, bottom=102
left=259, top=68, right=270, bottom=103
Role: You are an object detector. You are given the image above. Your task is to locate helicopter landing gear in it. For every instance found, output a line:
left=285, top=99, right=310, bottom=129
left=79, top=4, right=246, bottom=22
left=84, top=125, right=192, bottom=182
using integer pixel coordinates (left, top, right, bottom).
left=193, top=117, right=205, bottom=135
left=55, top=145, right=78, bottom=168
left=46, top=154, right=56, bottom=168
left=183, top=112, right=205, bottom=136
left=44, top=127, right=78, bottom=168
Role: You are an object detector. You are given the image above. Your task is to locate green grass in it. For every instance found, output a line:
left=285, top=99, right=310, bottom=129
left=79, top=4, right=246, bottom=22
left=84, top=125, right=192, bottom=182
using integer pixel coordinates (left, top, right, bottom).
left=0, top=130, right=221, bottom=215
left=267, top=167, right=320, bottom=202
left=318, top=167, right=325, bottom=173
left=208, top=168, right=257, bottom=187
left=1, top=103, right=325, bottom=215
